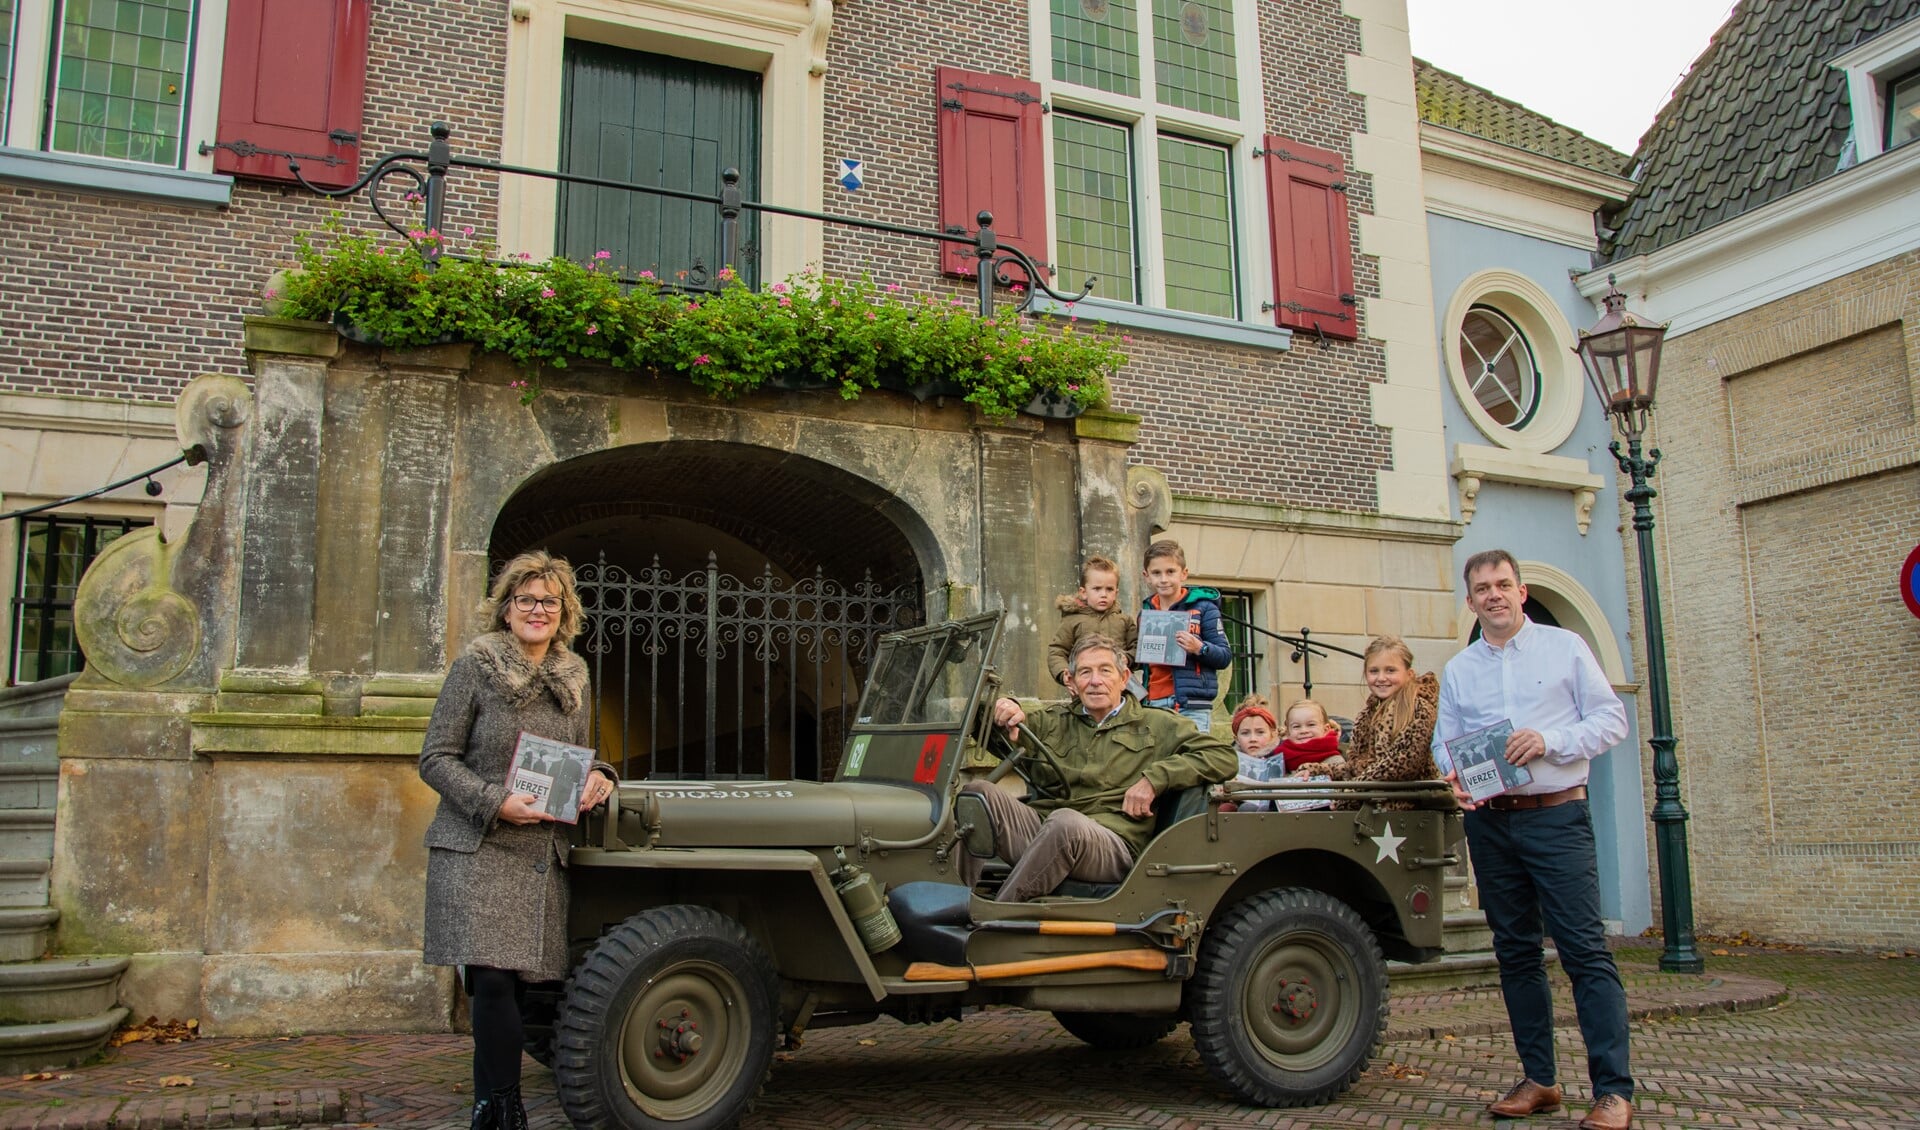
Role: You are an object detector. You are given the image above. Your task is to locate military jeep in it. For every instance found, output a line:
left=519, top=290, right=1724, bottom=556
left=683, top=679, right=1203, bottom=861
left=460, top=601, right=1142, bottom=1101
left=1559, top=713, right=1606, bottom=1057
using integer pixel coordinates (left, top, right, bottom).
left=547, top=613, right=1463, bottom=1129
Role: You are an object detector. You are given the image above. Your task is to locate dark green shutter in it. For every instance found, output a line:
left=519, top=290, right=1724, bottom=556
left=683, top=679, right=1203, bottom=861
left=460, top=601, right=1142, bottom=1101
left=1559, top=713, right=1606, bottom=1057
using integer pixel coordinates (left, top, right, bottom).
left=558, top=41, right=761, bottom=287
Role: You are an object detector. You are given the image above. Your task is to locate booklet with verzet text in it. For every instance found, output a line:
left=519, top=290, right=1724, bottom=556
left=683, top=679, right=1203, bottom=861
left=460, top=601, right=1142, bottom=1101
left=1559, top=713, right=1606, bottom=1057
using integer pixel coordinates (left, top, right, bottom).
left=1443, top=719, right=1532, bottom=803
left=1135, top=610, right=1195, bottom=667
left=508, top=732, right=598, bottom=824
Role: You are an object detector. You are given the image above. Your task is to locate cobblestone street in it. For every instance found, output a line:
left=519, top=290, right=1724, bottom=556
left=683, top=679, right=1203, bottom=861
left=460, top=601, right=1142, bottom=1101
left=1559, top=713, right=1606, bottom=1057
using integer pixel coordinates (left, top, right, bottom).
left=0, top=942, right=1913, bottom=1129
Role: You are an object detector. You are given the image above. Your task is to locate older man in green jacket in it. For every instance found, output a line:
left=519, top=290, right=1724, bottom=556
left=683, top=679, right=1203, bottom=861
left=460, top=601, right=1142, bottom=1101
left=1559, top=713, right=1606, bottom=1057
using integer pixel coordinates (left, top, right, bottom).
left=959, top=633, right=1237, bottom=901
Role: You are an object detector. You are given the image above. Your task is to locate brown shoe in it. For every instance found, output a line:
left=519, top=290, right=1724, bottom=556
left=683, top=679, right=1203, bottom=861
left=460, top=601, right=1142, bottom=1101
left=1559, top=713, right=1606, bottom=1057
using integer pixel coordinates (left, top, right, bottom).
left=1578, top=1094, right=1633, bottom=1129
left=1487, top=1078, right=1563, bottom=1117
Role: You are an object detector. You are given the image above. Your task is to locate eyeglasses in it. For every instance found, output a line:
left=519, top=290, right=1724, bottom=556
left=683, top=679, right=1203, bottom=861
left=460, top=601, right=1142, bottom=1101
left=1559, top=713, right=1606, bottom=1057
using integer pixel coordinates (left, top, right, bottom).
left=510, top=595, right=563, bottom=613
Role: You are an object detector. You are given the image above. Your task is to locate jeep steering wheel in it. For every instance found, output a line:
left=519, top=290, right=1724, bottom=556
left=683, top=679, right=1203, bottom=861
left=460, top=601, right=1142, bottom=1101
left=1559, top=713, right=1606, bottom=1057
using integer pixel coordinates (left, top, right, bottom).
left=984, top=725, right=1070, bottom=802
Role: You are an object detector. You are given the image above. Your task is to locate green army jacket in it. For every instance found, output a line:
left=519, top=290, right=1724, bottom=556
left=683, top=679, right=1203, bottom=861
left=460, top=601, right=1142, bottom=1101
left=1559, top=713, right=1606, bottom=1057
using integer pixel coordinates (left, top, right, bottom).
left=1017, top=696, right=1237, bottom=854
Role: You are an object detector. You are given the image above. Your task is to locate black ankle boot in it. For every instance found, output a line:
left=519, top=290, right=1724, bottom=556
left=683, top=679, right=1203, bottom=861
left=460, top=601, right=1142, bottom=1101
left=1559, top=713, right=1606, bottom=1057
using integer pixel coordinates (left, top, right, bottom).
left=492, top=1084, right=530, bottom=1130
left=468, top=1096, right=496, bottom=1130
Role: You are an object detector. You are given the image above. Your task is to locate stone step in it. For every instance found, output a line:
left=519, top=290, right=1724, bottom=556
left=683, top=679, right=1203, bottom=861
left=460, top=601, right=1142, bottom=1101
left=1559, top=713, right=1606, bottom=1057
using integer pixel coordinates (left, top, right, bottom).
left=0, top=764, right=58, bottom=809
left=0, top=674, right=79, bottom=722
left=0, top=907, right=58, bottom=963
left=0, top=718, right=61, bottom=768
left=0, top=1005, right=129, bottom=1076
left=0, top=859, right=51, bottom=908
left=0, top=810, right=53, bottom=858
left=0, top=955, right=131, bottom=1025
left=1443, top=909, right=1494, bottom=954
left=1391, top=945, right=1558, bottom=993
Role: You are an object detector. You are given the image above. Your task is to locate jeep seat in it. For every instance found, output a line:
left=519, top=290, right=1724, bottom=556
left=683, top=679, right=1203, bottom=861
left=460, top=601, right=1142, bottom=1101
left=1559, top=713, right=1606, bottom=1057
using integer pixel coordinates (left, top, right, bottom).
left=888, top=881, right=972, bottom=966
left=1051, top=785, right=1209, bottom=899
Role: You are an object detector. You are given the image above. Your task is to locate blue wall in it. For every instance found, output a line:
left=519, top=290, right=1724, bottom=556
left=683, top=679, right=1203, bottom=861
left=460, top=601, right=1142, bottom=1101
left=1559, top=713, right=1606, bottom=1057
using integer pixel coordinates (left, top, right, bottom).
left=1427, top=212, right=1652, bottom=934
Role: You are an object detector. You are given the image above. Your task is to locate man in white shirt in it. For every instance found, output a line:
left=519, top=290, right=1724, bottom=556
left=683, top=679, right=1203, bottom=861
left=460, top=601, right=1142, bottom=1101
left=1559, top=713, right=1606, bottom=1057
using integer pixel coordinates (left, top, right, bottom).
left=1433, top=550, right=1634, bottom=1130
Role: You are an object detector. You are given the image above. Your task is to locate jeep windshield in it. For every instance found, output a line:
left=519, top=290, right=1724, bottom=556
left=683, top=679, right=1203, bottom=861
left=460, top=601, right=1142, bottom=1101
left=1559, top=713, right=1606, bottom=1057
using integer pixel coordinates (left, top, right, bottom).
left=838, top=612, right=1000, bottom=785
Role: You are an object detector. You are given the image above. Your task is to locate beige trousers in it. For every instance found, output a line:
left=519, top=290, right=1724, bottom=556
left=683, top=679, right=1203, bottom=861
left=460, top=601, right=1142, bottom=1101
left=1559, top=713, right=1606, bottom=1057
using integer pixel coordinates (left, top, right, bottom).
left=957, top=781, right=1133, bottom=901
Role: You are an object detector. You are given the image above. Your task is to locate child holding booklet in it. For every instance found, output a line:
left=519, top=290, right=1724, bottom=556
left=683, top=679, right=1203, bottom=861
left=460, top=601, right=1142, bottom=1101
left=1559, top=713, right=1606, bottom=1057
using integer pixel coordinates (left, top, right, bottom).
left=1224, top=696, right=1345, bottom=812
left=1136, top=539, right=1232, bottom=730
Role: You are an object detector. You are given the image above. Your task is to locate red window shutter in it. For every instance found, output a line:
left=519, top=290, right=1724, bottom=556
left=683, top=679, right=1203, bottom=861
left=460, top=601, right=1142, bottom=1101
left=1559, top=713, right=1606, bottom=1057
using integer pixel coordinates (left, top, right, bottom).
left=934, top=67, right=1048, bottom=279
left=213, top=0, right=370, bottom=189
left=1262, top=134, right=1357, bottom=340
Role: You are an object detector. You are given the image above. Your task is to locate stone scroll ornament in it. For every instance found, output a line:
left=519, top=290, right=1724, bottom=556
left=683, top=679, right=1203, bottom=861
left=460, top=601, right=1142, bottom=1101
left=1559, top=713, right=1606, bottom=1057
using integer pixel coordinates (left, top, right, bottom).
left=73, top=376, right=251, bottom=689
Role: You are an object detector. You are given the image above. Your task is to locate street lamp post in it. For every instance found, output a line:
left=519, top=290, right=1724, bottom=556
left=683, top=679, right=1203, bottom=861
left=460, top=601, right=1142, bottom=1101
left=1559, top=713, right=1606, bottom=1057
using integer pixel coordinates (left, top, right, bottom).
left=1573, top=278, right=1704, bottom=975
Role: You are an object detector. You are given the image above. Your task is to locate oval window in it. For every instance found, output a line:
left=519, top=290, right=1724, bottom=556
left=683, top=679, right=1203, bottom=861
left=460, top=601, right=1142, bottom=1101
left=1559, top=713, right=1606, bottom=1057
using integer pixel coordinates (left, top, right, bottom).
left=1459, top=306, right=1540, bottom=429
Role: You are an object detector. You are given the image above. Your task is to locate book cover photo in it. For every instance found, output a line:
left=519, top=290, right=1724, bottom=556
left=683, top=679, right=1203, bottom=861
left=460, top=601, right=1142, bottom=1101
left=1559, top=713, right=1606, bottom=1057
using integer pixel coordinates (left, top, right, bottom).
left=1135, top=610, right=1194, bottom=667
left=507, top=732, right=599, bottom=823
left=1443, top=718, right=1533, bottom=803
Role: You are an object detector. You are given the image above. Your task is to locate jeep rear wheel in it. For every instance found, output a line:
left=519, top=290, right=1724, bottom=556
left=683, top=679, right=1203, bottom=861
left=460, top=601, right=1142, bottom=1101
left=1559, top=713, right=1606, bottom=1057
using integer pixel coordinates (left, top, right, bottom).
left=554, top=905, right=781, bottom=1130
left=1052, top=1010, right=1180, bottom=1049
left=1187, top=888, right=1387, bottom=1107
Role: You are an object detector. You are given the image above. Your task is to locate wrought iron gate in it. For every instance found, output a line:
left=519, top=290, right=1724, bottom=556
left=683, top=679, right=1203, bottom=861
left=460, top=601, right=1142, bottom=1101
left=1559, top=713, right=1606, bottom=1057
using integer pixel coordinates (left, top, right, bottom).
left=575, top=553, right=920, bottom=781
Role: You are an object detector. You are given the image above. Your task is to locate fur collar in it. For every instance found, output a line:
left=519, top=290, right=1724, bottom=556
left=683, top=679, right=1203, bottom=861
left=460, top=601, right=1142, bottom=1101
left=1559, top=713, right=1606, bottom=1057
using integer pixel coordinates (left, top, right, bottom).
left=467, top=631, right=588, bottom=714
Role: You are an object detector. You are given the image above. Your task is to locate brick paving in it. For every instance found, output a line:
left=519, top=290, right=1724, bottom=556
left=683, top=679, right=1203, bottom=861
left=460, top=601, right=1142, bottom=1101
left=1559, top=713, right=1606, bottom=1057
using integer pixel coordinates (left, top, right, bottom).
left=0, top=941, right=1912, bottom=1129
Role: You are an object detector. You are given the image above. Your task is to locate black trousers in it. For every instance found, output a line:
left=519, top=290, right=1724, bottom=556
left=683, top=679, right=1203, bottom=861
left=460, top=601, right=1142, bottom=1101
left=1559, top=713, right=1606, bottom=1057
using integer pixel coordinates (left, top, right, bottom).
left=464, top=965, right=530, bottom=1098
left=1464, top=802, right=1633, bottom=1100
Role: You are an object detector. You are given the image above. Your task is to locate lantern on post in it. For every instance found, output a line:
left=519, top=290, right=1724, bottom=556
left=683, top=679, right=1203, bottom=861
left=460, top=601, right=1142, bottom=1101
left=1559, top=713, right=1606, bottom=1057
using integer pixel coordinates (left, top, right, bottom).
left=1573, top=277, right=1702, bottom=975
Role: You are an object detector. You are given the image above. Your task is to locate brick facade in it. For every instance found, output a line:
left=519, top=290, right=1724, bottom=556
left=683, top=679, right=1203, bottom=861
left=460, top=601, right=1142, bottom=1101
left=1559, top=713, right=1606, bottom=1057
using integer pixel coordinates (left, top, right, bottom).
left=1623, top=247, right=1920, bottom=948
left=1, top=0, right=1394, bottom=515
left=0, top=1, right=508, bottom=404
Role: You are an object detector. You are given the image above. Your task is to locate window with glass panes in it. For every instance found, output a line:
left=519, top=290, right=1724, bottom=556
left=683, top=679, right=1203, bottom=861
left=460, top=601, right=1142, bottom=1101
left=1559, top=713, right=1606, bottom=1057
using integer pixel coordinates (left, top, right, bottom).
left=1217, top=590, right=1260, bottom=705
left=1, top=0, right=16, bottom=135
left=47, top=0, right=195, bottom=165
left=1048, top=0, right=1245, bottom=318
left=11, top=515, right=149, bottom=684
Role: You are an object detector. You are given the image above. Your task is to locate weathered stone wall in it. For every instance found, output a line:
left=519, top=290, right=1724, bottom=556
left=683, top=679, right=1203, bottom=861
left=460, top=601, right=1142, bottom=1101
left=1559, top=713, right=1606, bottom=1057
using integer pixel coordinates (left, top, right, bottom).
left=1621, top=247, right=1920, bottom=948
left=49, top=323, right=1155, bottom=1032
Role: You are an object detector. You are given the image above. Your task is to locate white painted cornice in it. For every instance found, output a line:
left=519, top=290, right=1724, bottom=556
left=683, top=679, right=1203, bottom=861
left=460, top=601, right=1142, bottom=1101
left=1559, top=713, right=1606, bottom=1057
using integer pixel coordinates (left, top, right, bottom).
left=1418, top=125, right=1634, bottom=205
left=1578, top=139, right=1920, bottom=335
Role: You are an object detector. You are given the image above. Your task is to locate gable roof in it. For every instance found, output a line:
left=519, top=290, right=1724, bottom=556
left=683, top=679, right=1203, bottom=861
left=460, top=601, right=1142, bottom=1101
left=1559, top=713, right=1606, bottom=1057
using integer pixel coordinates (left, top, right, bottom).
left=1601, top=0, right=1920, bottom=262
left=1413, top=58, right=1630, bottom=176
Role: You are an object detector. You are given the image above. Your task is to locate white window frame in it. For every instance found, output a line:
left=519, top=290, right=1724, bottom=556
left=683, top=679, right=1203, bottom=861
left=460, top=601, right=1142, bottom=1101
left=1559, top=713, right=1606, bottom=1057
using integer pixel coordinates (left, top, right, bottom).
left=1442, top=269, right=1582, bottom=454
left=1027, top=0, right=1273, bottom=327
left=1831, top=19, right=1920, bottom=163
left=498, top=0, right=830, bottom=279
left=0, top=0, right=230, bottom=204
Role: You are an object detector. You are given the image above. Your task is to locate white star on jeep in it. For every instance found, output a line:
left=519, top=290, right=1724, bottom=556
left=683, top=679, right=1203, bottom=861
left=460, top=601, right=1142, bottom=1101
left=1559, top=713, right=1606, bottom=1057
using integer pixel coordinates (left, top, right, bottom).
left=1371, top=822, right=1406, bottom=864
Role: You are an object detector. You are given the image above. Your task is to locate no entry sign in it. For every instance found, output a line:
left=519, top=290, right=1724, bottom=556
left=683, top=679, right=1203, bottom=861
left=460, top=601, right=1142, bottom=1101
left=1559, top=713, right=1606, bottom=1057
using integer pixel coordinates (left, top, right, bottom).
left=1903, top=543, right=1920, bottom=620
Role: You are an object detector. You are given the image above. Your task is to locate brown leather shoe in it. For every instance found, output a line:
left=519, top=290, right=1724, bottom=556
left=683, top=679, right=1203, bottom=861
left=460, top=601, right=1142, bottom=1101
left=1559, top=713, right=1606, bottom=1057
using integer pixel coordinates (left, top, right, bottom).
left=1487, top=1078, right=1563, bottom=1117
left=1578, top=1094, right=1633, bottom=1129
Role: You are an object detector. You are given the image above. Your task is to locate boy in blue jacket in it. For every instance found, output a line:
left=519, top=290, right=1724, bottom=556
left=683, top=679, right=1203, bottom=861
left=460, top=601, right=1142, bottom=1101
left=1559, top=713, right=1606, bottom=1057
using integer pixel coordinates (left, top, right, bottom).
left=1138, top=539, right=1233, bottom=732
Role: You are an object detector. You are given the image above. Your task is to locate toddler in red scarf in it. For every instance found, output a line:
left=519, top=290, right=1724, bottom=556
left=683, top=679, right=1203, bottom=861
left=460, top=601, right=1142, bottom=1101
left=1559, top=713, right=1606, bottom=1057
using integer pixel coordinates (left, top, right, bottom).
left=1279, top=699, right=1345, bottom=776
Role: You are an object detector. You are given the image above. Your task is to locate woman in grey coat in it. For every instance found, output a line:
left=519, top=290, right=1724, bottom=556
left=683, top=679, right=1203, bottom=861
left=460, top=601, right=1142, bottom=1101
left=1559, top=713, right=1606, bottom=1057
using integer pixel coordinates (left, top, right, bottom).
left=420, top=550, right=616, bottom=1130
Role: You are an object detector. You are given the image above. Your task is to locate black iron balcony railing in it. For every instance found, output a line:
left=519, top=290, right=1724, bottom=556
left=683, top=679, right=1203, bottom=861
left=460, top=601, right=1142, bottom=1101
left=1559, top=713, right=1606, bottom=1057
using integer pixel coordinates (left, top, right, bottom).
left=1218, top=613, right=1366, bottom=698
left=267, top=121, right=1094, bottom=319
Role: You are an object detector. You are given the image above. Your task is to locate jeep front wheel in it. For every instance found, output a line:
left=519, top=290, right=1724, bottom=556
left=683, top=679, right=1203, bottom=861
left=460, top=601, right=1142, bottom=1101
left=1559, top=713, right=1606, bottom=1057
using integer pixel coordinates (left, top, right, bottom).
left=1187, top=888, right=1387, bottom=1107
left=553, top=905, right=781, bottom=1130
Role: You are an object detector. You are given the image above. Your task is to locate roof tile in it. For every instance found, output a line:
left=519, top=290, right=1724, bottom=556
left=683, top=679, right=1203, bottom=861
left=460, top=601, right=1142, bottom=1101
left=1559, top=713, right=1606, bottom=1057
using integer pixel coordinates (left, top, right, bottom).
left=1603, top=0, right=1920, bottom=260
left=1413, top=59, right=1631, bottom=175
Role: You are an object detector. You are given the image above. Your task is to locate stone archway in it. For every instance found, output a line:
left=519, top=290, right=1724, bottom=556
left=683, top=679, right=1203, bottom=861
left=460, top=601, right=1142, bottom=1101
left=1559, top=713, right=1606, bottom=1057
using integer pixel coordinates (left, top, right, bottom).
left=488, top=441, right=935, bottom=781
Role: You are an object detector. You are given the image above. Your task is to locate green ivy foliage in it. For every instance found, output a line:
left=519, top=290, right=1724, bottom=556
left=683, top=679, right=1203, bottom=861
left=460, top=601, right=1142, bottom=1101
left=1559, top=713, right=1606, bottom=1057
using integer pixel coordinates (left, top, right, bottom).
left=276, top=223, right=1123, bottom=417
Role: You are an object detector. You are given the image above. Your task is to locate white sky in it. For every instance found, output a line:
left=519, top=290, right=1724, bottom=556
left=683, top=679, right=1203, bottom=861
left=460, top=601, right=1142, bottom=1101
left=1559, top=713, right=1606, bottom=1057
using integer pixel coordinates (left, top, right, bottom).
left=1407, top=0, right=1738, bottom=155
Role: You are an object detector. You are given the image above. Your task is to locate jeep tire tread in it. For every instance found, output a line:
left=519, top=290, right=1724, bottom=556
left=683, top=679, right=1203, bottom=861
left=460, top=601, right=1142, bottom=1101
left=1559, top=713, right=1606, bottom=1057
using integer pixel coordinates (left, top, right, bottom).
left=554, top=905, right=781, bottom=1130
left=1187, top=887, right=1388, bottom=1107
left=1051, top=1010, right=1181, bottom=1049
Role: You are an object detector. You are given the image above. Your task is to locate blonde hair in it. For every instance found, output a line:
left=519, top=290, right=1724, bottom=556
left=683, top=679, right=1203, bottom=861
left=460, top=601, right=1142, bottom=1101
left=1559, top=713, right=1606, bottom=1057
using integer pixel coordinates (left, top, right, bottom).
left=487, top=550, right=585, bottom=647
left=1283, top=698, right=1331, bottom=731
left=1362, top=635, right=1419, bottom=738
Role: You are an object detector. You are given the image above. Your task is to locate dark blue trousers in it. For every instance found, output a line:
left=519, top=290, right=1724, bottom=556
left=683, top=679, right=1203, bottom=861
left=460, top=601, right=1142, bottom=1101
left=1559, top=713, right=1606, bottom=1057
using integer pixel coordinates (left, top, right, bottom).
left=1464, top=800, right=1633, bottom=1100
